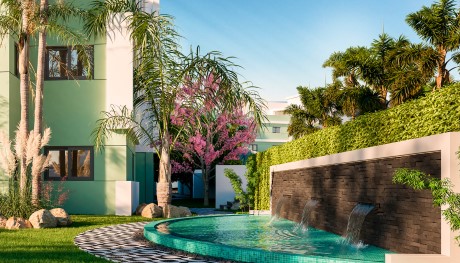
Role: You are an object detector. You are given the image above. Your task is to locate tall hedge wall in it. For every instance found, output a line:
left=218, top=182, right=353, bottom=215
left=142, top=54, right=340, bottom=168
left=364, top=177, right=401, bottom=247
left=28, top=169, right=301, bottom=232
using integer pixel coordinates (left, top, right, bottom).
left=246, top=84, right=460, bottom=210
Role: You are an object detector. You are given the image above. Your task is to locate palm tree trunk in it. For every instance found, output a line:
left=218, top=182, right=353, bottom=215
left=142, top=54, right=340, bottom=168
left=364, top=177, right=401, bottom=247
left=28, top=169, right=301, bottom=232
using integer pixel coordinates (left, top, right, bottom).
left=157, top=133, right=172, bottom=208
left=18, top=39, right=30, bottom=196
left=435, top=49, right=447, bottom=90
left=32, top=0, right=48, bottom=206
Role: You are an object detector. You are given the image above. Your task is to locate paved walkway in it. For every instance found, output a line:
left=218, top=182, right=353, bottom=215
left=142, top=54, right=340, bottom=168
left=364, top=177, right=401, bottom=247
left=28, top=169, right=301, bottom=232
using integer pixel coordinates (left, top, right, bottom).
left=74, top=222, right=215, bottom=263
left=74, top=209, right=233, bottom=263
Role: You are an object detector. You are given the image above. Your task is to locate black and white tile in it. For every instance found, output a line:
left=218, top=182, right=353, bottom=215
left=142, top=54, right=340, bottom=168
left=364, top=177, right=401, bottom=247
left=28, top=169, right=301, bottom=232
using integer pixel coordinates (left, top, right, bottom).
left=74, top=222, right=216, bottom=263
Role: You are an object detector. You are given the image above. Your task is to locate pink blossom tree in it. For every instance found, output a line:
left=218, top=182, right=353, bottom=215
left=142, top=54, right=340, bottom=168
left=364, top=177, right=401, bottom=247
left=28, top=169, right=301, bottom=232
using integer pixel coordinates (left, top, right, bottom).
left=171, top=75, right=257, bottom=206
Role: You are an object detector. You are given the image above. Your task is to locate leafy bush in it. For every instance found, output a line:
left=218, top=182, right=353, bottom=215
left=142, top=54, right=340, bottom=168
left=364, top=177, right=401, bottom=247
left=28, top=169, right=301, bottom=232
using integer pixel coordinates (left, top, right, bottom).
left=247, top=84, right=460, bottom=209
left=224, top=168, right=250, bottom=210
left=393, top=168, right=460, bottom=244
left=0, top=176, right=37, bottom=218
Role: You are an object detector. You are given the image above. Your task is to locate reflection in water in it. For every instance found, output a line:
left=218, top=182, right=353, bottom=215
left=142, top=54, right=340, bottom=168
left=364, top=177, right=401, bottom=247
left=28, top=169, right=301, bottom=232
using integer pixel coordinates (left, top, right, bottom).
left=162, top=216, right=390, bottom=262
left=156, top=222, right=170, bottom=234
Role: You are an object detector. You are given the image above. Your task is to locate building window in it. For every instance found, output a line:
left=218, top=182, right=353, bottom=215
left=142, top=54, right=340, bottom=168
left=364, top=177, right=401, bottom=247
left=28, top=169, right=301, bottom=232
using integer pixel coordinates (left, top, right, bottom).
left=272, top=127, right=281, bottom=133
left=250, top=144, right=258, bottom=151
left=45, top=46, right=94, bottom=80
left=44, top=146, right=94, bottom=181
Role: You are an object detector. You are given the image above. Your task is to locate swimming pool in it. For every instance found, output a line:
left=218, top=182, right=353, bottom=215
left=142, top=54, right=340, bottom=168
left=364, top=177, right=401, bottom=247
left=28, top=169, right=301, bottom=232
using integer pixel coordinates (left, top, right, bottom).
left=144, top=215, right=392, bottom=263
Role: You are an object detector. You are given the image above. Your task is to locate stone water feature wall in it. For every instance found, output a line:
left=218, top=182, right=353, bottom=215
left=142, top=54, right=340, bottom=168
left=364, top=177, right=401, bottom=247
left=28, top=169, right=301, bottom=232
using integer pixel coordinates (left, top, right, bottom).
left=271, top=151, right=441, bottom=254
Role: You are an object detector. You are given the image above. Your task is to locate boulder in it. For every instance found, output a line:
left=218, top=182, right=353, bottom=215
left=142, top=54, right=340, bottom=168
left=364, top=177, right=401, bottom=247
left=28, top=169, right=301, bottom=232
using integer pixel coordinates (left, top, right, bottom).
left=135, top=203, right=147, bottom=215
left=5, top=217, right=32, bottom=230
left=0, top=215, right=7, bottom=228
left=163, top=205, right=192, bottom=218
left=141, top=203, right=163, bottom=218
left=49, top=208, right=72, bottom=226
left=29, top=209, right=57, bottom=229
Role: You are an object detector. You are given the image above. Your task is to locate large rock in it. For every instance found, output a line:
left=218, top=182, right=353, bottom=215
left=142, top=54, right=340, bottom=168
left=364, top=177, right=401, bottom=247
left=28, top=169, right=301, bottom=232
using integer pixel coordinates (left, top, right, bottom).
left=163, top=205, right=192, bottom=218
left=49, top=208, right=72, bottom=226
left=0, top=215, right=7, bottom=228
left=141, top=203, right=163, bottom=218
left=5, top=217, right=32, bottom=230
left=29, top=209, right=57, bottom=229
left=135, top=203, right=147, bottom=215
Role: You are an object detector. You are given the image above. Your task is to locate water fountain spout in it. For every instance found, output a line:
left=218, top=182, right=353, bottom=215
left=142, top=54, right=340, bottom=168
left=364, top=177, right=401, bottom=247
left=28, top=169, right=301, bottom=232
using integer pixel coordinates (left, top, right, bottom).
left=269, top=197, right=286, bottom=224
left=293, top=199, right=319, bottom=232
left=345, top=203, right=375, bottom=245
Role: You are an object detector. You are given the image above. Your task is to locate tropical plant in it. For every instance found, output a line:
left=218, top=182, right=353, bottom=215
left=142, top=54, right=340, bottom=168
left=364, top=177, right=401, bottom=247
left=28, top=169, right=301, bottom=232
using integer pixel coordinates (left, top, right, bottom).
left=0, top=0, right=33, bottom=197
left=393, top=168, right=460, bottom=244
left=323, top=33, right=436, bottom=108
left=247, top=84, right=460, bottom=210
left=224, top=168, right=250, bottom=211
left=284, top=104, right=319, bottom=139
left=406, top=0, right=460, bottom=90
left=340, top=85, right=382, bottom=120
left=0, top=129, right=51, bottom=218
left=0, top=0, right=91, bottom=205
left=284, top=84, right=343, bottom=139
left=171, top=74, right=259, bottom=206
left=87, top=1, right=265, bottom=207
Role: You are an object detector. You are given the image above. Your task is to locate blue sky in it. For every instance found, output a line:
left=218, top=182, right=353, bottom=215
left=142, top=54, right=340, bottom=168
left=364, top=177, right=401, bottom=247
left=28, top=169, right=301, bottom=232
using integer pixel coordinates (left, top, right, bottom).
left=162, top=0, right=435, bottom=101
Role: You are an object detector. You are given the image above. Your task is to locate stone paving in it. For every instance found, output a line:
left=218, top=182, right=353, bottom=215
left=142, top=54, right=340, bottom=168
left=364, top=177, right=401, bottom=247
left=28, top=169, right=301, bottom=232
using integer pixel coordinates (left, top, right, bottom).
left=74, top=208, right=233, bottom=263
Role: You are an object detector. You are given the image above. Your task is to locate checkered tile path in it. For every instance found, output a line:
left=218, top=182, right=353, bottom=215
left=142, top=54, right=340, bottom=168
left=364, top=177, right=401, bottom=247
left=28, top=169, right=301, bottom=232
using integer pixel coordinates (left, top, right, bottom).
left=74, top=222, right=216, bottom=263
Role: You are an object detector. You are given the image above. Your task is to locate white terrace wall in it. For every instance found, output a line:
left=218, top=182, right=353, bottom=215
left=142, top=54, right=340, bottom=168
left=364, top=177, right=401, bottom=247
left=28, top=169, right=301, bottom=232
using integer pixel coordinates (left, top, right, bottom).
left=270, top=132, right=460, bottom=263
left=215, top=165, right=247, bottom=209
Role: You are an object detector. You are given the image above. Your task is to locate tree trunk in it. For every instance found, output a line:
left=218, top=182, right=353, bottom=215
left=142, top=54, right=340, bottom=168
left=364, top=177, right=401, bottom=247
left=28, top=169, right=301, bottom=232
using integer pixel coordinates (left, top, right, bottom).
left=435, top=49, right=447, bottom=90
left=18, top=38, right=30, bottom=196
left=157, top=134, right=172, bottom=208
left=203, top=165, right=210, bottom=206
left=32, top=0, right=48, bottom=207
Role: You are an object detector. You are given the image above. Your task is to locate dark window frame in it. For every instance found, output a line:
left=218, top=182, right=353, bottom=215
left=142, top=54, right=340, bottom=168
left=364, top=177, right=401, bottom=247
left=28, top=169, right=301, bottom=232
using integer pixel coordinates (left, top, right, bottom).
left=272, top=127, right=281, bottom=133
left=44, top=146, right=95, bottom=181
left=45, top=46, right=94, bottom=80
left=250, top=144, right=258, bottom=151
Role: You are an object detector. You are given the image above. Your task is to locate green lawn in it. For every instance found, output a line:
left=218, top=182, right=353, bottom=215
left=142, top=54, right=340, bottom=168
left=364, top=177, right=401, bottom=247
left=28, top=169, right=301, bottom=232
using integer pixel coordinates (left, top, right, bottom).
left=0, top=215, right=160, bottom=263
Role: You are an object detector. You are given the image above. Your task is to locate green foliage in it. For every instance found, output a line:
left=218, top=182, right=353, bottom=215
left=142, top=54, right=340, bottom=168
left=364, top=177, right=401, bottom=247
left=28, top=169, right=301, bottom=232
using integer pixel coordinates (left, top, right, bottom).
left=393, top=168, right=460, bottom=244
left=0, top=176, right=37, bottom=218
left=247, top=84, right=460, bottom=210
left=224, top=169, right=250, bottom=209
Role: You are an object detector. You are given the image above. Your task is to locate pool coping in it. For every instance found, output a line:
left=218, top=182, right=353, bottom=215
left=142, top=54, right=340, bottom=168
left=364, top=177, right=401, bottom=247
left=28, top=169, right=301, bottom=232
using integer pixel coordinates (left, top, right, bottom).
left=144, top=214, right=387, bottom=263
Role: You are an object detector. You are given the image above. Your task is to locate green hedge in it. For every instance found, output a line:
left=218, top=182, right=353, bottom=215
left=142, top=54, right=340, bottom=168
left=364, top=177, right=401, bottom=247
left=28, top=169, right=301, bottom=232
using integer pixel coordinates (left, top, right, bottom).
left=247, top=84, right=460, bottom=210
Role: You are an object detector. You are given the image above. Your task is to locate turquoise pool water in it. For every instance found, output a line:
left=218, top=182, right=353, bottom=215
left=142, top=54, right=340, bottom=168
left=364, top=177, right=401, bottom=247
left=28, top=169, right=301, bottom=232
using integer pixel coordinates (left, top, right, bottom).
left=144, top=215, right=392, bottom=263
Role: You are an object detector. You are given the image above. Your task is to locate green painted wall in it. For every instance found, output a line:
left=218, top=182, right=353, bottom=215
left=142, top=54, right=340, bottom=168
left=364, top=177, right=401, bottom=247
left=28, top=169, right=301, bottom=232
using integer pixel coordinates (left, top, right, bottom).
left=0, top=34, right=20, bottom=193
left=135, top=152, right=155, bottom=204
left=0, top=1, right=134, bottom=214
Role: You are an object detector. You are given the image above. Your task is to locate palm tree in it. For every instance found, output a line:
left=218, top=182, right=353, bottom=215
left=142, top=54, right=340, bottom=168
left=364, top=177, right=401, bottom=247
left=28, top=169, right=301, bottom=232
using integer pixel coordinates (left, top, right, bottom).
left=324, top=33, right=436, bottom=108
left=0, top=0, right=33, bottom=196
left=86, top=1, right=265, bottom=208
left=1, top=0, right=91, bottom=204
left=323, top=46, right=371, bottom=88
left=284, top=104, right=319, bottom=139
left=406, top=0, right=460, bottom=90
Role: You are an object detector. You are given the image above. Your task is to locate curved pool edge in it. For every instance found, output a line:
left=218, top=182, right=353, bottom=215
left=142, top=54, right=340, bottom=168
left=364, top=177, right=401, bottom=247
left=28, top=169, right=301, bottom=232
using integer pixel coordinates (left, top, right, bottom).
left=143, top=214, right=376, bottom=263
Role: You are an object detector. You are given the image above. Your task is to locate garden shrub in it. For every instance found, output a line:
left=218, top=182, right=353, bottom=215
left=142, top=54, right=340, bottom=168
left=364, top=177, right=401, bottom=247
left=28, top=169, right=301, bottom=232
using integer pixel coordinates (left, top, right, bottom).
left=393, top=168, right=460, bottom=243
left=246, top=84, right=460, bottom=210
